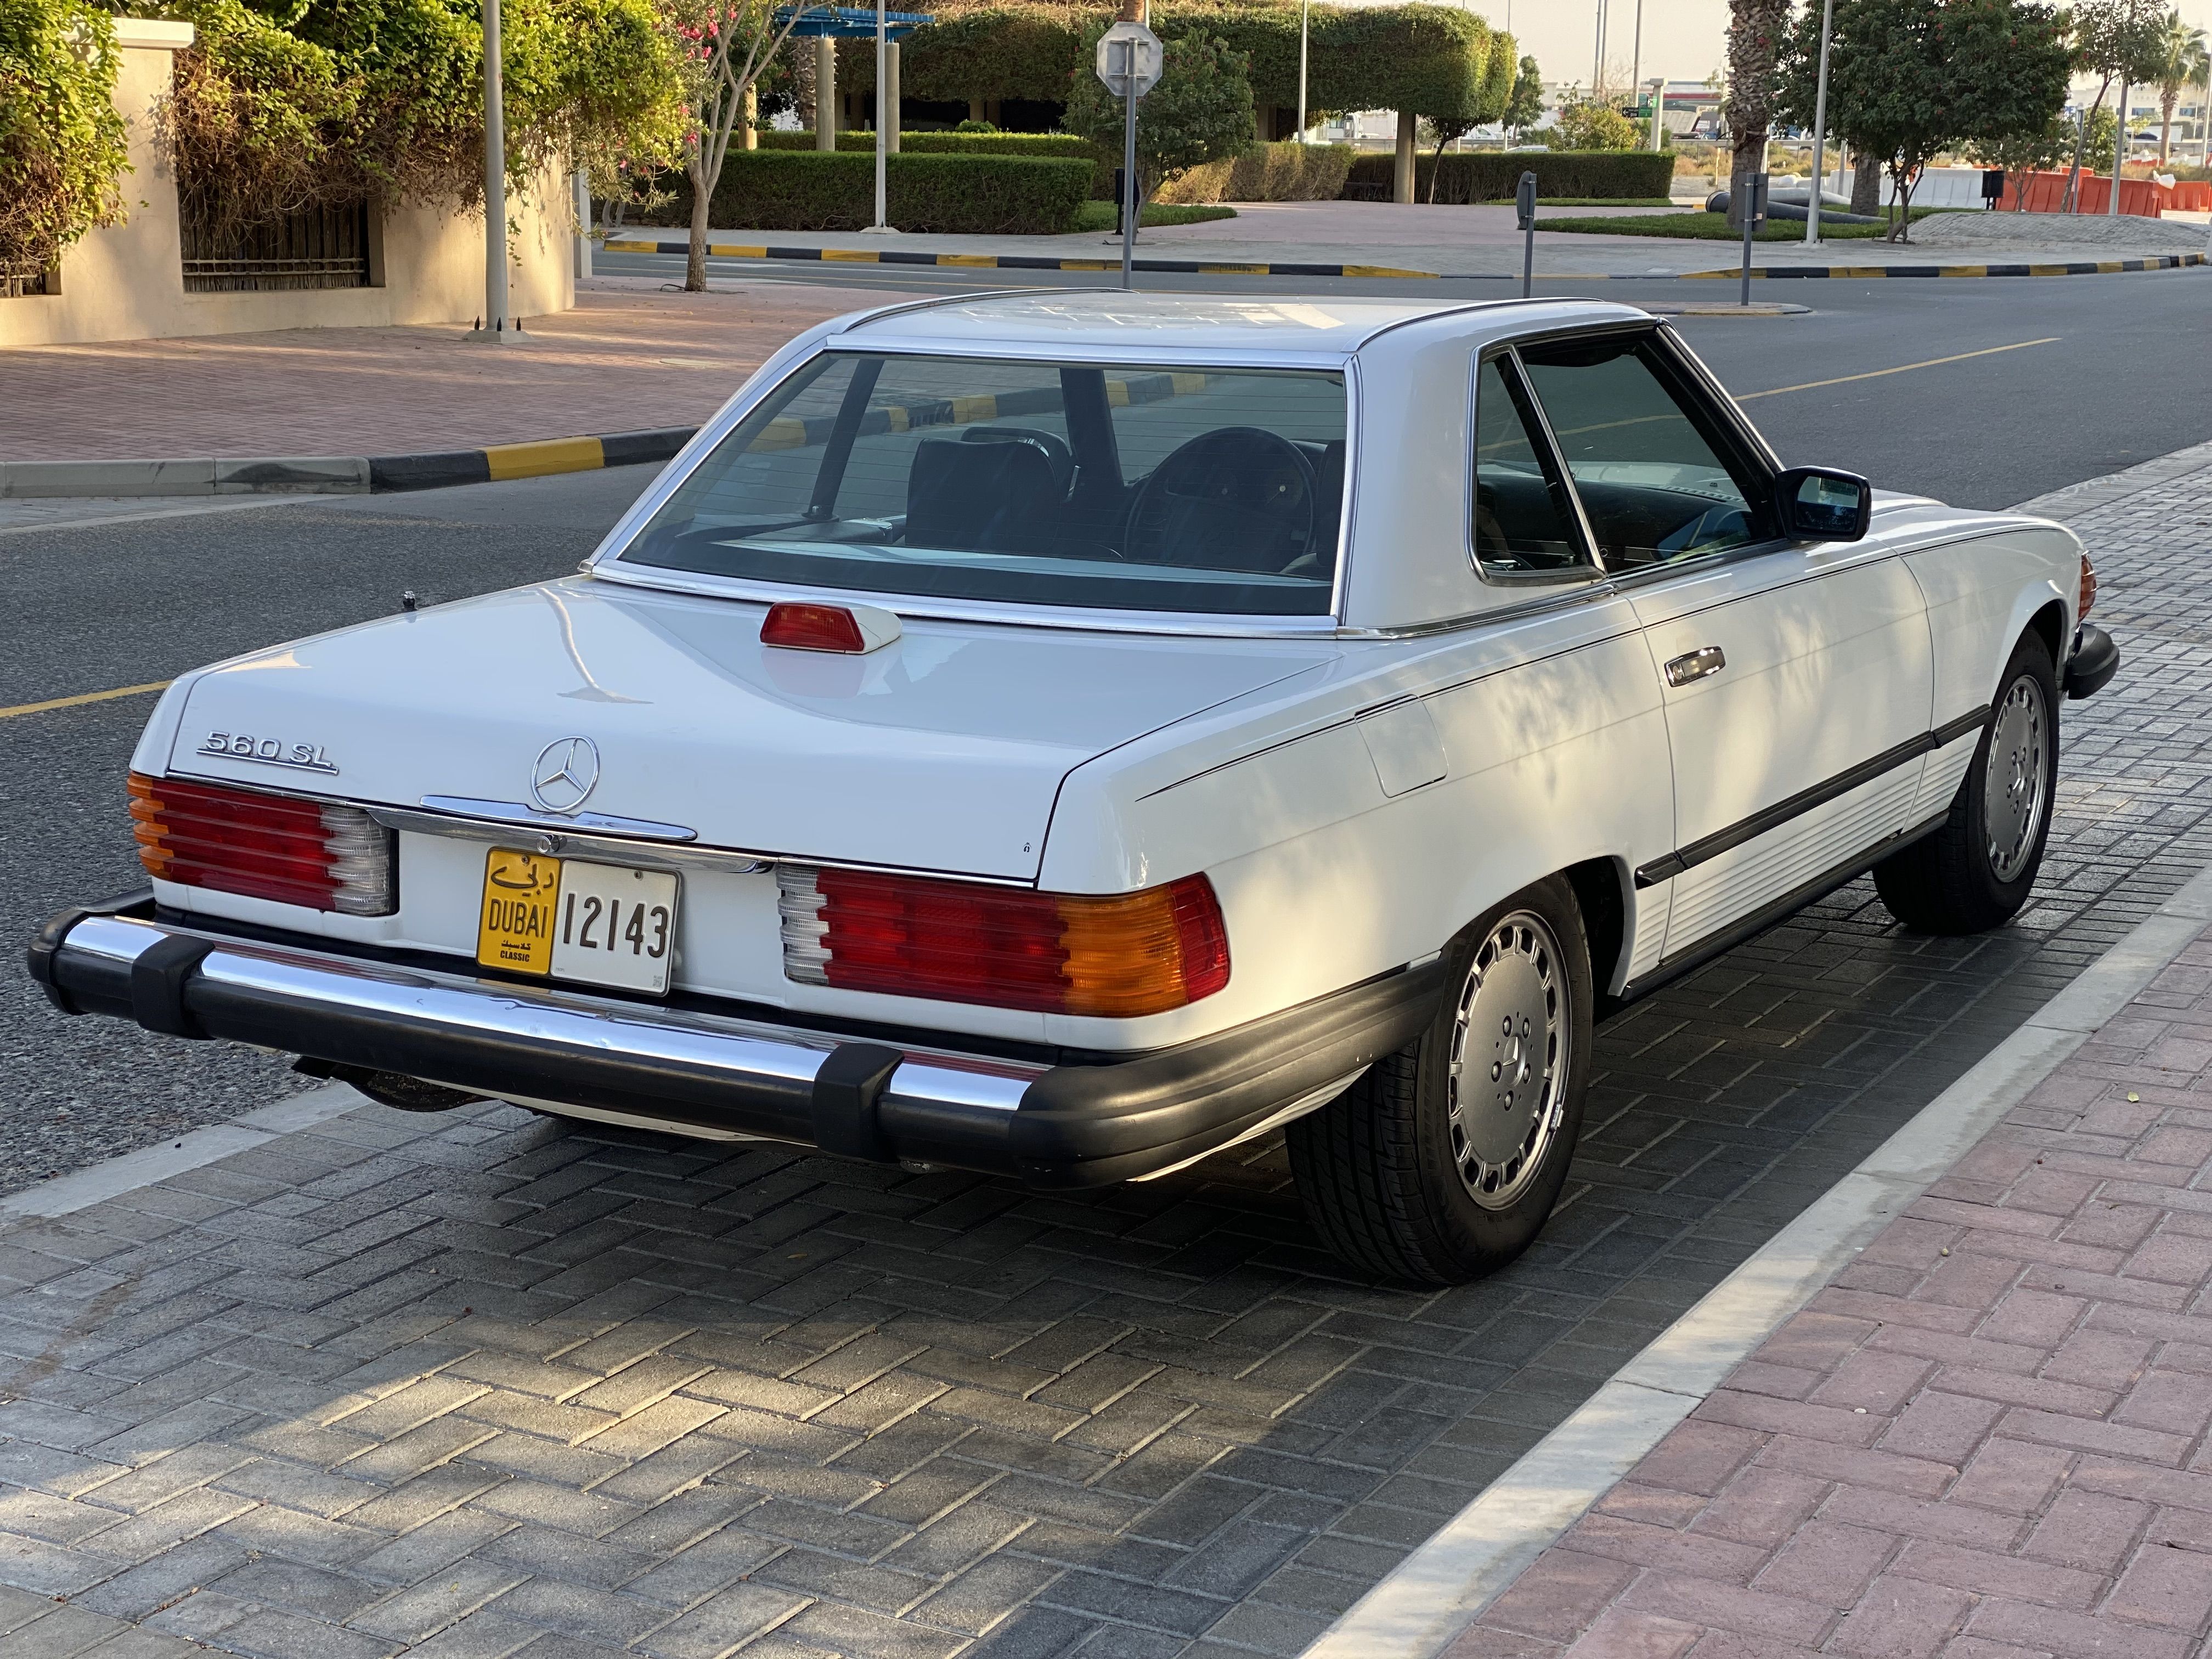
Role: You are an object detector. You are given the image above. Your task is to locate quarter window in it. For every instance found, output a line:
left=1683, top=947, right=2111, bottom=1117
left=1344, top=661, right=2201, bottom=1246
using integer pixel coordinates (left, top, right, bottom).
left=1471, top=356, right=1593, bottom=578
left=1517, top=332, right=1771, bottom=567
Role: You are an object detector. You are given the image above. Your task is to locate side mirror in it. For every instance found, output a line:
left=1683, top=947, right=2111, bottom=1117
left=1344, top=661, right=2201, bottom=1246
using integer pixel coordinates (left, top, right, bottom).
left=1774, top=466, right=1872, bottom=542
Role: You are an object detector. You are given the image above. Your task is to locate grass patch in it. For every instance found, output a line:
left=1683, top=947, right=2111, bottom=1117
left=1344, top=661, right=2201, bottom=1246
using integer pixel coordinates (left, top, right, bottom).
left=1070, top=201, right=1238, bottom=232
left=1541, top=205, right=1956, bottom=241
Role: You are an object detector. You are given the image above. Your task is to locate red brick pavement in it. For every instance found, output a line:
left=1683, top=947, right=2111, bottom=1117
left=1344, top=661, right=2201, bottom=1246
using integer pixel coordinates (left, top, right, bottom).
left=0, top=280, right=897, bottom=463
left=1447, top=923, right=2212, bottom=1659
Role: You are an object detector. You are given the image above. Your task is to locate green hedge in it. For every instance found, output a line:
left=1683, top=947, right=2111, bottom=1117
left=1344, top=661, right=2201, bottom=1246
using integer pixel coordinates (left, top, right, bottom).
left=1343, top=149, right=1673, bottom=203
left=649, top=150, right=1093, bottom=233
left=837, top=1, right=1514, bottom=120
left=1155, top=140, right=1353, bottom=202
left=753, top=129, right=1096, bottom=159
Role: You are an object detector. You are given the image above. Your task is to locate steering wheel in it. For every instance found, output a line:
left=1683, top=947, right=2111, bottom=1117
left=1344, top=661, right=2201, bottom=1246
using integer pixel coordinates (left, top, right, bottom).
left=1124, top=427, right=1319, bottom=573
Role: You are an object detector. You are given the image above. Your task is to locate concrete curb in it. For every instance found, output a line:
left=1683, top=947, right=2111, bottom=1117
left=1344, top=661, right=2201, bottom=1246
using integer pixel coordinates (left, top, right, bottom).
left=607, top=236, right=2207, bottom=283
left=1303, top=856, right=2212, bottom=1659
left=0, top=425, right=697, bottom=500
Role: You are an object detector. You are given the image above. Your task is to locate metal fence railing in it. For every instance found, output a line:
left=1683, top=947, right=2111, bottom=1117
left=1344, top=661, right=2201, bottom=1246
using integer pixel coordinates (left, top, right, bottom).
left=181, top=201, right=370, bottom=292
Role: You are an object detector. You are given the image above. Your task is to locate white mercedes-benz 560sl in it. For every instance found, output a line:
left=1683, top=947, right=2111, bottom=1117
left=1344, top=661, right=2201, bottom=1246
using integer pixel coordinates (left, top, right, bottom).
left=30, top=292, right=2119, bottom=1284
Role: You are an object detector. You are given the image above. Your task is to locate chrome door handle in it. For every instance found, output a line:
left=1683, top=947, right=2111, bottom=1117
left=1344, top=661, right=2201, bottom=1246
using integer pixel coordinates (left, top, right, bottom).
left=1664, top=646, right=1726, bottom=687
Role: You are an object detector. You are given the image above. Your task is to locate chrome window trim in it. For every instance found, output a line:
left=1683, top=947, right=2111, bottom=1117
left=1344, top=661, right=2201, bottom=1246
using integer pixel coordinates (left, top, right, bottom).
left=584, top=340, right=1361, bottom=637
left=1467, top=345, right=1612, bottom=588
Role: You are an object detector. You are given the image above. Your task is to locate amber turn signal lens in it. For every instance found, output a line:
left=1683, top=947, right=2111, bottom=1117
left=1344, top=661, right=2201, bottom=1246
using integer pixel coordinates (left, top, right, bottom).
left=2079, top=553, right=2097, bottom=622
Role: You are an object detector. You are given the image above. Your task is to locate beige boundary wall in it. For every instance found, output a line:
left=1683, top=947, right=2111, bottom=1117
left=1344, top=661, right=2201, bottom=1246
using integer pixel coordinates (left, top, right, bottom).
left=1, top=19, right=573, bottom=349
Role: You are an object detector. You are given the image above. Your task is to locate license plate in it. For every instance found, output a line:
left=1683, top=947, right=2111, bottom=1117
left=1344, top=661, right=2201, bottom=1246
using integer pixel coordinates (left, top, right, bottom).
left=477, top=848, right=679, bottom=995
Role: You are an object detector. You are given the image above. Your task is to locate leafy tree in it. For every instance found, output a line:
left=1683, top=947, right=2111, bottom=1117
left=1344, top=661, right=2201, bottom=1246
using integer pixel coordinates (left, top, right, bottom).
left=2063, top=0, right=2164, bottom=208
left=2149, top=9, right=2208, bottom=162
left=1555, top=93, right=1640, bottom=149
left=0, top=0, right=128, bottom=287
left=1723, top=0, right=1791, bottom=228
left=668, top=0, right=811, bottom=289
left=1970, top=108, right=2073, bottom=207
left=1778, top=0, right=2071, bottom=241
left=1503, top=53, right=1543, bottom=140
left=1063, top=23, right=1254, bottom=204
left=1419, top=114, right=1475, bottom=200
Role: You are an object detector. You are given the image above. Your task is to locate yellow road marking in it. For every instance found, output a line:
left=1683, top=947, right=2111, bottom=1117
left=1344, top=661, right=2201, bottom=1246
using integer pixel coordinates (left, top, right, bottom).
left=484, top=435, right=605, bottom=481
left=936, top=254, right=999, bottom=267
left=1736, top=336, right=2061, bottom=401
left=1, top=681, right=171, bottom=720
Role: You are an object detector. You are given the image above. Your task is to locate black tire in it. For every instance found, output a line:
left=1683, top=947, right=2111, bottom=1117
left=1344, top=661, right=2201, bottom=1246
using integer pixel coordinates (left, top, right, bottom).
left=1286, top=877, right=1593, bottom=1285
left=1874, top=629, right=2059, bottom=935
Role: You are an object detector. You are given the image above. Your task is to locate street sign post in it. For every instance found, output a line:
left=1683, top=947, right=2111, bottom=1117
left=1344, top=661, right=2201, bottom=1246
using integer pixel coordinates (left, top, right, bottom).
left=1740, top=171, right=1767, bottom=307
left=1095, top=19, right=1161, bottom=290
left=1515, top=171, right=1537, bottom=297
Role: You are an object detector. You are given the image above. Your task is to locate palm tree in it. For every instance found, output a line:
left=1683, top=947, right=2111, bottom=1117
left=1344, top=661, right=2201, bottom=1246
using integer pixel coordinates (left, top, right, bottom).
left=2151, top=9, right=2209, bottom=163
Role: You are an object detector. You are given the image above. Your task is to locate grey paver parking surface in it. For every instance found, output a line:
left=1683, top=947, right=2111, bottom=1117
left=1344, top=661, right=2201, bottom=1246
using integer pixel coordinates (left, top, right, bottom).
left=1, top=449, right=2208, bottom=1659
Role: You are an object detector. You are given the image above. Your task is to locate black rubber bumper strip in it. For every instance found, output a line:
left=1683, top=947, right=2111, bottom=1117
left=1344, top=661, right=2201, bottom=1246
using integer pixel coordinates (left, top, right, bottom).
left=2066, top=623, right=2120, bottom=699
left=32, top=904, right=1446, bottom=1188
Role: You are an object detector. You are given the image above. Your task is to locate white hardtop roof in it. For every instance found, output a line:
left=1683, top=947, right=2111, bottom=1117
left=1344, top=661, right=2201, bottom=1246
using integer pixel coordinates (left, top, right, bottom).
left=833, top=290, right=1652, bottom=360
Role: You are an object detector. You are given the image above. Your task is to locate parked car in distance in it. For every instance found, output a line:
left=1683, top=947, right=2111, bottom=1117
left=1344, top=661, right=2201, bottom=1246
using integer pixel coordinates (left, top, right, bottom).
left=30, top=292, right=2119, bottom=1285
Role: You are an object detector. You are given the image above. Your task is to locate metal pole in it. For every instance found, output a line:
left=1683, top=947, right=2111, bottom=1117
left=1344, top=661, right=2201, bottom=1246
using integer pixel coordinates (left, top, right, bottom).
left=2111, top=80, right=2129, bottom=215
left=1521, top=215, right=1534, bottom=296
left=873, top=0, right=888, bottom=229
left=573, top=167, right=591, bottom=278
left=1740, top=173, right=1757, bottom=306
left=1296, top=0, right=1308, bottom=142
left=1804, top=0, right=1833, bottom=244
left=1592, top=0, right=1605, bottom=92
left=1629, top=0, right=1642, bottom=115
left=1121, top=43, right=1138, bottom=290
left=482, top=0, right=508, bottom=337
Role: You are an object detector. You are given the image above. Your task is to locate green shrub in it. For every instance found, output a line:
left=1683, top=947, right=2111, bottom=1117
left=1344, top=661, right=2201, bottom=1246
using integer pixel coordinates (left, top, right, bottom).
left=754, top=128, right=1094, bottom=159
left=835, top=0, right=1514, bottom=121
left=1154, top=140, right=1352, bottom=202
left=0, top=0, right=128, bottom=285
left=651, top=149, right=1093, bottom=233
left=1342, top=149, right=1673, bottom=203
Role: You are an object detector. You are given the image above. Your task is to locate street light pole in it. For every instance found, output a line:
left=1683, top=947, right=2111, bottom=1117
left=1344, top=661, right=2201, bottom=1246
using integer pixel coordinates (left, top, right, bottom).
left=1629, top=0, right=1642, bottom=115
left=482, top=0, right=509, bottom=337
left=1296, top=0, right=1308, bottom=143
left=1592, top=0, right=1605, bottom=93
left=873, top=0, right=888, bottom=230
left=2111, top=79, right=2129, bottom=215
left=1804, top=0, right=1834, bottom=244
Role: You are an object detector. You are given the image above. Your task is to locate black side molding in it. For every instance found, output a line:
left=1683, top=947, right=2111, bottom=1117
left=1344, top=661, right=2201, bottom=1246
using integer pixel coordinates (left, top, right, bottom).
left=1635, top=709, right=1989, bottom=889
left=2066, top=624, right=2119, bottom=700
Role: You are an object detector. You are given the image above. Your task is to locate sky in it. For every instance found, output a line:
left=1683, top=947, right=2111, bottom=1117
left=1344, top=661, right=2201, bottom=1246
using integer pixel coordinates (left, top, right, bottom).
left=1488, top=0, right=2212, bottom=94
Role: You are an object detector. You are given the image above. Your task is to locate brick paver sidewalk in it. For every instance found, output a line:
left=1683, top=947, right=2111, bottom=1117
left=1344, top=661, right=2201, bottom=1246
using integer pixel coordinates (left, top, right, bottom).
left=1448, top=922, right=2212, bottom=1659
left=0, top=281, right=895, bottom=464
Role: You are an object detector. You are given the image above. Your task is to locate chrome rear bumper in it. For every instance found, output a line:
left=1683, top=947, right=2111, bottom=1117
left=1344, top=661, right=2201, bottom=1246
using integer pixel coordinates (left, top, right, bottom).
left=29, top=898, right=1442, bottom=1187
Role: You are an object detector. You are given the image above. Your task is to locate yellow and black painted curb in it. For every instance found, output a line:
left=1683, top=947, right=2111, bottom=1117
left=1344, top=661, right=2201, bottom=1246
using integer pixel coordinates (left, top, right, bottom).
left=369, top=426, right=698, bottom=492
left=1683, top=251, right=2208, bottom=280
left=607, top=236, right=2209, bottom=283
left=602, top=238, right=1440, bottom=280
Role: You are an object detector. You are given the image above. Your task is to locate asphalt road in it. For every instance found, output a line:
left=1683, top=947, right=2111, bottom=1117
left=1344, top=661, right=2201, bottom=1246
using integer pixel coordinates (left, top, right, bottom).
left=597, top=252, right=2212, bottom=508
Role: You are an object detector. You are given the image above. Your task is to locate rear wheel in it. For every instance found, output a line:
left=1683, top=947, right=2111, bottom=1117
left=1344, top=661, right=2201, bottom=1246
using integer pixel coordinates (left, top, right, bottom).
left=1874, top=629, right=2058, bottom=934
left=1288, top=878, right=1593, bottom=1285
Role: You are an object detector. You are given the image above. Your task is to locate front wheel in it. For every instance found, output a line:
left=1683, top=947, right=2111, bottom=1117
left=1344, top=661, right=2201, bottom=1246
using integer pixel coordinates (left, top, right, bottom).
left=1874, top=629, right=2058, bottom=935
left=1288, top=878, right=1593, bottom=1285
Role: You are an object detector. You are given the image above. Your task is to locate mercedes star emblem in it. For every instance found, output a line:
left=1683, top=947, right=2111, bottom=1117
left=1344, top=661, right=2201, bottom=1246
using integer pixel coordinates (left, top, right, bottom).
left=529, top=736, right=601, bottom=815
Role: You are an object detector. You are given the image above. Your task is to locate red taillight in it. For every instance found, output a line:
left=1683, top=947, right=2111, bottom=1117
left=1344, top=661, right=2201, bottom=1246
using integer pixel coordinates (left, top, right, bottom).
left=2079, top=553, right=2097, bottom=621
left=763, top=602, right=865, bottom=653
left=129, top=773, right=394, bottom=916
left=779, top=865, right=1229, bottom=1017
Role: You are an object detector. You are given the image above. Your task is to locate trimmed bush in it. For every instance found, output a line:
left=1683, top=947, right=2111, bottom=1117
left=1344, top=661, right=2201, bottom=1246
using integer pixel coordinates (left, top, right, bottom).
left=753, top=128, right=1095, bottom=159
left=1155, top=140, right=1352, bottom=202
left=650, top=149, right=1093, bottom=233
left=1342, top=149, right=1673, bottom=204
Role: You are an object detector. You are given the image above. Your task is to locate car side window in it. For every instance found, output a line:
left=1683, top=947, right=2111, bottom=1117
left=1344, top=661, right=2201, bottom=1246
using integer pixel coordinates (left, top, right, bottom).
left=1471, top=355, right=1593, bottom=578
left=1517, top=333, right=1774, bottom=568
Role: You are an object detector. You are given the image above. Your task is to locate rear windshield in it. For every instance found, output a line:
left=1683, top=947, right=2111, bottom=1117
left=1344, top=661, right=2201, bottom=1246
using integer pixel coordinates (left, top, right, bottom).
left=614, top=352, right=1348, bottom=616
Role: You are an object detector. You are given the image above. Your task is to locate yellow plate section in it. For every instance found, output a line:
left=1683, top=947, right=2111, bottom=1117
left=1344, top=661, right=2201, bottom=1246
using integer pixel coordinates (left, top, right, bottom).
left=821, top=249, right=882, bottom=262
left=936, top=254, right=1000, bottom=267
left=478, top=848, right=561, bottom=974
left=602, top=239, right=658, bottom=252
left=484, top=436, right=605, bottom=482
left=707, top=244, right=769, bottom=257
left=1342, top=264, right=1438, bottom=279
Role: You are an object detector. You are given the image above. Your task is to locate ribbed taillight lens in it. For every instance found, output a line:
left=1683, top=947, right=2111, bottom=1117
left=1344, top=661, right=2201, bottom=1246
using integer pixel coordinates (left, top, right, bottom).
left=779, top=865, right=1229, bottom=1017
left=129, top=772, right=394, bottom=916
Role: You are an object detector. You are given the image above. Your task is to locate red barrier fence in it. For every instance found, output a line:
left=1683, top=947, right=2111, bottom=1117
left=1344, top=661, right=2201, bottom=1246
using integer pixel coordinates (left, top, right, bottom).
left=1996, top=170, right=2172, bottom=215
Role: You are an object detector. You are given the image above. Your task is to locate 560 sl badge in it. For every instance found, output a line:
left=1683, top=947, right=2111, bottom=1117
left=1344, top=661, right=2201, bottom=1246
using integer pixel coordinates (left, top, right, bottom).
left=198, top=732, right=340, bottom=775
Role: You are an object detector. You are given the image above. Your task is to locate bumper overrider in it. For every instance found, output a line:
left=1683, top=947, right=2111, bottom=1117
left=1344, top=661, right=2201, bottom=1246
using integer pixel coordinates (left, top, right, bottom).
left=2066, top=623, right=2119, bottom=701
left=28, top=897, right=1442, bottom=1188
